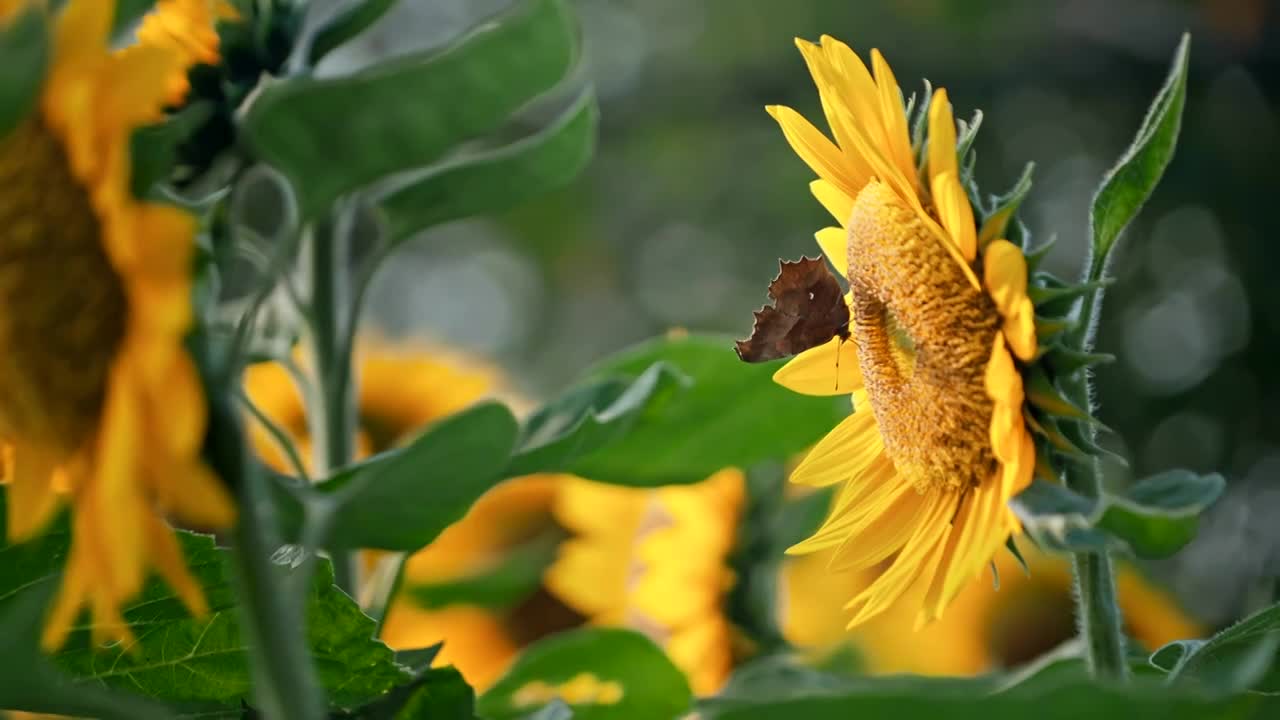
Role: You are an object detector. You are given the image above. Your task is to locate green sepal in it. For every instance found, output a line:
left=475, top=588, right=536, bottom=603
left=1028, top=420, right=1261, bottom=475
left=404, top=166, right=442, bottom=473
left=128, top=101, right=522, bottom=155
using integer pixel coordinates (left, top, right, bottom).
left=908, top=80, right=933, bottom=155
left=956, top=109, right=984, bottom=166
left=1034, top=315, right=1074, bottom=343
left=1029, top=276, right=1113, bottom=317
left=1023, top=234, right=1056, bottom=272
left=1057, top=416, right=1129, bottom=468
left=1025, top=411, right=1091, bottom=460
left=0, top=5, right=48, bottom=140
left=1026, top=367, right=1092, bottom=421
left=977, top=161, right=1033, bottom=249
left=1043, top=344, right=1116, bottom=377
left=1005, top=535, right=1031, bottom=576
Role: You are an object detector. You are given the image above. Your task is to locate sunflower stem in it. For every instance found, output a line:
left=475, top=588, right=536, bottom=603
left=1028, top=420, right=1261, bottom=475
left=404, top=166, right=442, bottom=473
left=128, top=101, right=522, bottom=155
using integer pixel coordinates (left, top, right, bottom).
left=304, top=213, right=361, bottom=596
left=208, top=371, right=327, bottom=720
left=1062, top=262, right=1129, bottom=681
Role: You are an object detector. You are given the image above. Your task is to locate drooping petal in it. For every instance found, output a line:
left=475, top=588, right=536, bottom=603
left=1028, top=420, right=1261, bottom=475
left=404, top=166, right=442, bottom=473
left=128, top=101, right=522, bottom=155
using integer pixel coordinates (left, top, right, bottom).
left=773, top=336, right=862, bottom=396
left=767, top=105, right=863, bottom=198
left=790, top=403, right=883, bottom=488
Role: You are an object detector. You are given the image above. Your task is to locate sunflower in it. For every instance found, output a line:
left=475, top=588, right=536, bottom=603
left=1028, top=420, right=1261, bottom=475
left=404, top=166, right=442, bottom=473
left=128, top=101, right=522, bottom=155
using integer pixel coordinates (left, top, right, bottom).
left=0, top=0, right=235, bottom=649
left=245, top=341, right=575, bottom=688
left=765, top=35, right=1048, bottom=628
left=122, top=0, right=239, bottom=105
left=544, top=470, right=745, bottom=696
left=781, top=542, right=1203, bottom=675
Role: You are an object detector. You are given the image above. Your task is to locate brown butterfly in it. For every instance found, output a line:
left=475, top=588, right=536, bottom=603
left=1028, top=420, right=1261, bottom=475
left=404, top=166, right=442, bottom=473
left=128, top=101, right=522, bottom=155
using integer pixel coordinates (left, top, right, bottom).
left=735, top=256, right=851, bottom=362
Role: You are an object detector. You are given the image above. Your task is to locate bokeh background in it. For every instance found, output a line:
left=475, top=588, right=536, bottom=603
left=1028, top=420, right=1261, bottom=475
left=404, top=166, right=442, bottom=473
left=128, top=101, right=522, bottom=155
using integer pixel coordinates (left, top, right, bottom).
left=313, top=0, right=1278, bottom=626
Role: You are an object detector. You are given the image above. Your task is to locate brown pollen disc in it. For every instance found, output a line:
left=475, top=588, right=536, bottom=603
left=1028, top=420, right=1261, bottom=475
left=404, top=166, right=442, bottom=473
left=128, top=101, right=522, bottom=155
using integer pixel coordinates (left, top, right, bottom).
left=0, top=119, right=129, bottom=453
left=846, top=181, right=999, bottom=492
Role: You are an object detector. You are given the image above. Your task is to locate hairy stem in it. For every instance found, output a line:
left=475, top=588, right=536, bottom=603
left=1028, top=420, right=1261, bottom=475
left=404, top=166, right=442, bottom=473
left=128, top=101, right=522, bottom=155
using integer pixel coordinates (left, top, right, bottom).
left=303, top=216, right=360, bottom=595
left=1062, top=253, right=1129, bottom=681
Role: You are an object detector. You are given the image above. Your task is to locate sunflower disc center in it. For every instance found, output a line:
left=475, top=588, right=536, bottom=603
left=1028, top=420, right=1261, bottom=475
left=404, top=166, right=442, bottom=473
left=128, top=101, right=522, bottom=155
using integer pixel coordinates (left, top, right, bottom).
left=0, top=119, right=128, bottom=452
left=845, top=181, right=999, bottom=492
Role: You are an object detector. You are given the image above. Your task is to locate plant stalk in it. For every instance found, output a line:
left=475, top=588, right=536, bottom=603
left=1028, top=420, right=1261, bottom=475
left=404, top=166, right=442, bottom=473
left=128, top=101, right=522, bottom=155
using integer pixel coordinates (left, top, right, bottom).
left=304, top=215, right=361, bottom=595
left=1062, top=252, right=1129, bottom=681
left=212, top=381, right=327, bottom=719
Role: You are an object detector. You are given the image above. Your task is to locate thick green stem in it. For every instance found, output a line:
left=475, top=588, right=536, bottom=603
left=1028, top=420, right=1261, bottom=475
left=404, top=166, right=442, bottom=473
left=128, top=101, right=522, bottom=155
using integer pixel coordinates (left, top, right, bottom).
left=211, top=385, right=326, bottom=719
left=1062, top=251, right=1129, bottom=681
left=304, top=217, right=360, bottom=595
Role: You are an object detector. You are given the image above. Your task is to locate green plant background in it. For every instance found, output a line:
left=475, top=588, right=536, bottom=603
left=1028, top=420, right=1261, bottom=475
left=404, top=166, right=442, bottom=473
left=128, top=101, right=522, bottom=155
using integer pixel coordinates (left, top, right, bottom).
left=324, top=0, right=1280, bottom=627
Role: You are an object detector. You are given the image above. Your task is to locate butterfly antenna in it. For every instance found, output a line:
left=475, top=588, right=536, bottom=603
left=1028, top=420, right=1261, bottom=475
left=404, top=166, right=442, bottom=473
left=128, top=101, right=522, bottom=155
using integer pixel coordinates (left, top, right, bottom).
left=834, top=338, right=842, bottom=392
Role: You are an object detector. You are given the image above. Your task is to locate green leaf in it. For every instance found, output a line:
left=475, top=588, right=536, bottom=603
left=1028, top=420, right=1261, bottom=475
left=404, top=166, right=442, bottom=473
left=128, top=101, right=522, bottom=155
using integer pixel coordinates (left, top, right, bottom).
left=379, top=91, right=598, bottom=244
left=317, top=402, right=520, bottom=551
left=547, top=334, right=848, bottom=486
left=242, top=0, right=578, bottom=217
left=0, top=490, right=410, bottom=714
left=506, top=362, right=691, bottom=479
left=1011, top=471, right=1224, bottom=558
left=1088, top=33, right=1190, bottom=276
left=1151, top=600, right=1280, bottom=695
left=306, top=0, right=400, bottom=65
left=0, top=4, right=48, bottom=139
left=406, top=530, right=560, bottom=610
left=352, top=665, right=478, bottom=720
left=478, top=628, right=692, bottom=720
left=700, top=650, right=1259, bottom=720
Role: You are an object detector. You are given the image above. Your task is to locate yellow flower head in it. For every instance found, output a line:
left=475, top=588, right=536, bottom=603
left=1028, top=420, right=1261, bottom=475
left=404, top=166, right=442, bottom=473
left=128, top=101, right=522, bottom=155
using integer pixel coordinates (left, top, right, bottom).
left=544, top=470, right=745, bottom=696
left=125, top=0, right=239, bottom=105
left=767, top=36, right=1039, bottom=627
left=781, top=543, right=1203, bottom=676
left=0, top=0, right=235, bottom=649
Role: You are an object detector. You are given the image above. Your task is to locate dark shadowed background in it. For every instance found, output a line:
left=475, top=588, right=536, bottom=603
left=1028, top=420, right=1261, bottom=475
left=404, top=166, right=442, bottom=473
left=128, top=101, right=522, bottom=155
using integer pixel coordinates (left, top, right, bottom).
left=313, top=0, right=1279, bottom=625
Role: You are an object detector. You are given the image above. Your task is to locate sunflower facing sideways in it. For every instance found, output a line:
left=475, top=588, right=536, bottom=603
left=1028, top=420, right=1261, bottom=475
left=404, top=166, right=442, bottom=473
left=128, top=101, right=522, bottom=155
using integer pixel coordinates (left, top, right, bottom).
left=740, top=35, right=1093, bottom=628
left=0, top=0, right=234, bottom=649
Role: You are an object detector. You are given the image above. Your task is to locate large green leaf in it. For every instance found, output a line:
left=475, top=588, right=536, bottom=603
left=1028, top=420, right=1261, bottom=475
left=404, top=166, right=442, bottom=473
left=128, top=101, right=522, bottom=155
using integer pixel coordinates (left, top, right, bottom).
left=379, top=90, right=598, bottom=244
left=478, top=628, right=692, bottom=720
left=0, top=4, right=48, bottom=139
left=241, top=0, right=578, bottom=217
left=350, top=665, right=478, bottom=719
left=540, top=334, right=848, bottom=486
left=1151, top=601, right=1280, bottom=695
left=0, top=489, right=410, bottom=715
left=506, top=362, right=691, bottom=479
left=1087, top=33, right=1189, bottom=276
left=1010, top=470, right=1223, bottom=558
left=315, top=402, right=520, bottom=551
left=700, top=648, right=1261, bottom=720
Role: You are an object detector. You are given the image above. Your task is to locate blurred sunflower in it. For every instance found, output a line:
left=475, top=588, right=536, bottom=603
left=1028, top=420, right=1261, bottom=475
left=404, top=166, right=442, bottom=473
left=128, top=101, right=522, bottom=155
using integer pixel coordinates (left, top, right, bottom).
left=245, top=341, right=577, bottom=689
left=0, top=0, right=234, bottom=649
left=121, top=0, right=239, bottom=105
left=767, top=35, right=1042, bottom=627
left=544, top=470, right=746, bottom=696
left=781, top=542, right=1203, bottom=674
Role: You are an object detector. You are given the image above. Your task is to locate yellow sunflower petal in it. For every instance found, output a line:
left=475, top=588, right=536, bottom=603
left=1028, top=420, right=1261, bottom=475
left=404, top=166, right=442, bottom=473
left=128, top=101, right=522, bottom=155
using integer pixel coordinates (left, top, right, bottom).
left=983, top=239, right=1029, bottom=316
left=870, top=49, right=916, bottom=187
left=984, top=333, right=1023, bottom=407
left=5, top=446, right=62, bottom=541
left=845, top=493, right=952, bottom=625
left=927, top=88, right=959, bottom=189
left=143, top=511, right=208, bottom=617
left=814, top=226, right=850, bottom=279
left=767, top=105, right=862, bottom=199
left=931, top=170, right=977, bottom=262
left=773, top=336, right=862, bottom=396
left=790, top=403, right=882, bottom=488
left=811, top=179, right=855, bottom=229
left=1004, top=296, right=1038, bottom=362
left=826, top=482, right=929, bottom=571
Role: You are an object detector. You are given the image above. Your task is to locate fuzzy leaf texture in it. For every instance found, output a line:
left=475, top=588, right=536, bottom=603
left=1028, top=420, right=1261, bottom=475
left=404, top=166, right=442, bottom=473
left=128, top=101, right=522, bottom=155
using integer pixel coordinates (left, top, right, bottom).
left=1152, top=600, right=1280, bottom=696
left=0, top=487, right=410, bottom=716
left=1088, top=33, right=1189, bottom=278
left=241, top=0, right=580, bottom=217
left=1010, top=470, right=1224, bottom=558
